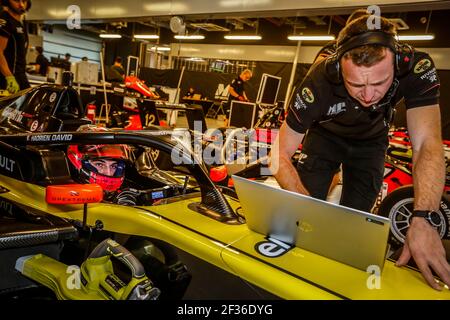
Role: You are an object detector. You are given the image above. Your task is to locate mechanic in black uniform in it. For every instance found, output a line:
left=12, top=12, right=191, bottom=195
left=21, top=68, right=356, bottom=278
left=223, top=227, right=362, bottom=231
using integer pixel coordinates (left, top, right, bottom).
left=270, top=15, right=449, bottom=290
left=224, top=69, right=252, bottom=123
left=0, top=0, right=31, bottom=93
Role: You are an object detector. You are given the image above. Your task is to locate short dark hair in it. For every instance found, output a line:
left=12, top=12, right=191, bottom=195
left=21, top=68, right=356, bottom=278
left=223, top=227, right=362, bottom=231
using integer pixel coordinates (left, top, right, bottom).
left=337, top=15, right=397, bottom=67
left=114, top=56, right=122, bottom=64
left=346, top=9, right=370, bottom=25
left=65, top=53, right=71, bottom=59
left=36, top=46, right=43, bottom=54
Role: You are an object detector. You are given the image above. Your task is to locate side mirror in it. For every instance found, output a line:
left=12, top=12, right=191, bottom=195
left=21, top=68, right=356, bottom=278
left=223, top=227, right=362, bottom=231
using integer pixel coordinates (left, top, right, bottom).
left=46, top=184, right=103, bottom=205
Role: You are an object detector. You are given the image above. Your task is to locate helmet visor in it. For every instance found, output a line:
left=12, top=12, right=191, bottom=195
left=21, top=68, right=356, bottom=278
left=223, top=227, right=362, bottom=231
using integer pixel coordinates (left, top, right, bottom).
left=82, top=158, right=126, bottom=178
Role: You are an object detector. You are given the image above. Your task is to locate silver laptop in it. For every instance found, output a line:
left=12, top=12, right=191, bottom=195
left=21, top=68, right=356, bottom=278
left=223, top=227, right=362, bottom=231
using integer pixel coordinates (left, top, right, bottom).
left=232, top=175, right=391, bottom=271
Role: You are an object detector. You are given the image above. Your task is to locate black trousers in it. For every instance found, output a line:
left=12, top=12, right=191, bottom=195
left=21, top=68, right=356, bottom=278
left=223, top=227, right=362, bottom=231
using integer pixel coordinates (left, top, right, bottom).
left=296, top=126, right=389, bottom=212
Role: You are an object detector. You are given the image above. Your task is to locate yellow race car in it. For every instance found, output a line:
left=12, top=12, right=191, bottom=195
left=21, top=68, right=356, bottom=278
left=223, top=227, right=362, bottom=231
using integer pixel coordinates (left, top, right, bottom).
left=0, top=129, right=448, bottom=300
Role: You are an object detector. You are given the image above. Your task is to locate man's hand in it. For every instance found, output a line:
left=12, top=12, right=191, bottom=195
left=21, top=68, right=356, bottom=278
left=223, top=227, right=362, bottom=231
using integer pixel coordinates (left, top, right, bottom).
left=6, top=76, right=19, bottom=94
left=238, top=95, right=246, bottom=102
left=396, top=217, right=450, bottom=290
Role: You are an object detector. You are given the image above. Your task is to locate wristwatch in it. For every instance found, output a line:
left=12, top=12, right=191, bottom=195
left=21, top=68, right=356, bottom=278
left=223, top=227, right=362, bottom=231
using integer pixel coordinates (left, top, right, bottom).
left=411, top=210, right=442, bottom=228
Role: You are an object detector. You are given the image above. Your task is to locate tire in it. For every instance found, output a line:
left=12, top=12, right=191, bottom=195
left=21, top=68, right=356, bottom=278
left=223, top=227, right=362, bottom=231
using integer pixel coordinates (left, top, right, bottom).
left=378, top=185, right=450, bottom=250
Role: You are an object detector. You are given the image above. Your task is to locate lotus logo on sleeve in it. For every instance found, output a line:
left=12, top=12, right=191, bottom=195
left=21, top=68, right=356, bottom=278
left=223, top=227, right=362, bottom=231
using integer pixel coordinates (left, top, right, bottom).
left=414, top=59, right=432, bottom=74
left=301, top=87, right=315, bottom=103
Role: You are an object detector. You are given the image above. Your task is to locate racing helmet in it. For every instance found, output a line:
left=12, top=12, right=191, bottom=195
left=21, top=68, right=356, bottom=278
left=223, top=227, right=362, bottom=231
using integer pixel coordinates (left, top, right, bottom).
left=67, top=125, right=130, bottom=192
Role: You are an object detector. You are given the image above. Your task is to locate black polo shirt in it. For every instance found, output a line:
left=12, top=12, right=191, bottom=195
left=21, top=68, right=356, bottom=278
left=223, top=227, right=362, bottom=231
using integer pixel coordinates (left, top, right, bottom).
left=228, top=76, right=246, bottom=101
left=0, top=11, right=28, bottom=76
left=286, top=50, right=440, bottom=140
left=36, top=54, right=49, bottom=76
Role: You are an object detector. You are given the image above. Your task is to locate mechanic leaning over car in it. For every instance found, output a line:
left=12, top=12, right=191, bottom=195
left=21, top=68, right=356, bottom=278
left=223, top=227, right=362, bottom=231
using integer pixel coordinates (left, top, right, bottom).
left=0, top=0, right=31, bottom=94
left=269, top=14, right=448, bottom=290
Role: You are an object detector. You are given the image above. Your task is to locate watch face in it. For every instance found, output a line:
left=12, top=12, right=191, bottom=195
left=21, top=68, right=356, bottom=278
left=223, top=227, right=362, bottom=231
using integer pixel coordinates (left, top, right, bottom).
left=428, top=211, right=443, bottom=227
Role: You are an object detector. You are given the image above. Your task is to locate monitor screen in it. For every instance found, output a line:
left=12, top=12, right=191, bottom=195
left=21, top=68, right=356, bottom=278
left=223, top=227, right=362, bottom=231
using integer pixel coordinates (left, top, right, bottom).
left=256, top=74, right=282, bottom=106
left=229, top=101, right=257, bottom=129
left=211, top=60, right=226, bottom=73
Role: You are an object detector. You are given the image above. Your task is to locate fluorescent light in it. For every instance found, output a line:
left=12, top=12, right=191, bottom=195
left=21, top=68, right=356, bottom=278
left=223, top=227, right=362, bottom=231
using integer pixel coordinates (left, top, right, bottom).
left=188, top=57, right=205, bottom=62
left=134, top=34, right=159, bottom=40
left=174, top=35, right=205, bottom=40
left=288, top=35, right=335, bottom=41
left=397, top=34, right=434, bottom=41
left=224, top=35, right=262, bottom=40
left=99, top=34, right=122, bottom=39
left=149, top=46, right=171, bottom=52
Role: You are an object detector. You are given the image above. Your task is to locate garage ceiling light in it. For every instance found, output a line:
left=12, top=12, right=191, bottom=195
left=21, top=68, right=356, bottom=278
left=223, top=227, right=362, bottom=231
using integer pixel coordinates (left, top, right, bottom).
left=397, top=34, right=434, bottom=41
left=288, top=35, right=335, bottom=41
left=224, top=35, right=262, bottom=40
left=134, top=34, right=160, bottom=40
left=174, top=35, right=205, bottom=40
left=149, top=46, right=171, bottom=52
left=99, top=34, right=122, bottom=39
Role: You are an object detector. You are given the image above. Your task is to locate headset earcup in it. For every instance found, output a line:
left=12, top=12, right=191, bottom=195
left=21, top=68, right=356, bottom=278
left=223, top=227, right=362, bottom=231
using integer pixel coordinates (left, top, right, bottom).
left=395, top=43, right=414, bottom=77
left=324, top=54, right=341, bottom=84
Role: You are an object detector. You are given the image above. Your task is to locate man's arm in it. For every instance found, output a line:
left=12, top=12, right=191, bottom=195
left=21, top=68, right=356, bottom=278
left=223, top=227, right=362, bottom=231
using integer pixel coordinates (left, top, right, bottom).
left=0, top=36, right=13, bottom=77
left=228, top=86, right=240, bottom=99
left=269, top=121, right=310, bottom=195
left=396, top=104, right=450, bottom=290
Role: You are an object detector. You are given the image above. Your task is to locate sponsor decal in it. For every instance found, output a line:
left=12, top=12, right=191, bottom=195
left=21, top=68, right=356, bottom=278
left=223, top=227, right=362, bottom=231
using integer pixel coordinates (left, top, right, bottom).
left=49, top=92, right=57, bottom=103
left=16, top=27, right=24, bottom=34
left=2, top=107, right=23, bottom=122
left=414, top=58, right=432, bottom=74
left=420, top=67, right=438, bottom=83
left=255, top=237, right=293, bottom=258
left=27, top=134, right=73, bottom=142
left=30, top=120, right=39, bottom=132
left=301, top=87, right=315, bottom=103
left=0, top=155, right=15, bottom=173
left=293, top=94, right=308, bottom=110
left=327, top=102, right=346, bottom=116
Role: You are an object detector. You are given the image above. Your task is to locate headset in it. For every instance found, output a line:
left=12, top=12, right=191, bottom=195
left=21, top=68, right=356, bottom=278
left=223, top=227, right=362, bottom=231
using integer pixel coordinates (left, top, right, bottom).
left=324, top=30, right=414, bottom=84
left=1, top=0, right=32, bottom=12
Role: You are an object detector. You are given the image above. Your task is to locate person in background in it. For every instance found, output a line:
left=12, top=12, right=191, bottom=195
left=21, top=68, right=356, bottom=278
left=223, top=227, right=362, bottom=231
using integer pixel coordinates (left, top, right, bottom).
left=107, top=56, right=125, bottom=84
left=224, top=69, right=252, bottom=125
left=35, top=46, right=49, bottom=76
left=81, top=56, right=88, bottom=62
left=0, top=0, right=31, bottom=93
left=228, top=69, right=252, bottom=103
left=64, top=53, right=71, bottom=62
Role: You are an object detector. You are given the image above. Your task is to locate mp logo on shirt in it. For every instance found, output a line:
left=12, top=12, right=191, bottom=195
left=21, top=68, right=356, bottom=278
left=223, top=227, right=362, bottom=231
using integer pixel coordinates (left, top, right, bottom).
left=414, top=59, right=432, bottom=74
left=327, top=102, right=346, bottom=116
